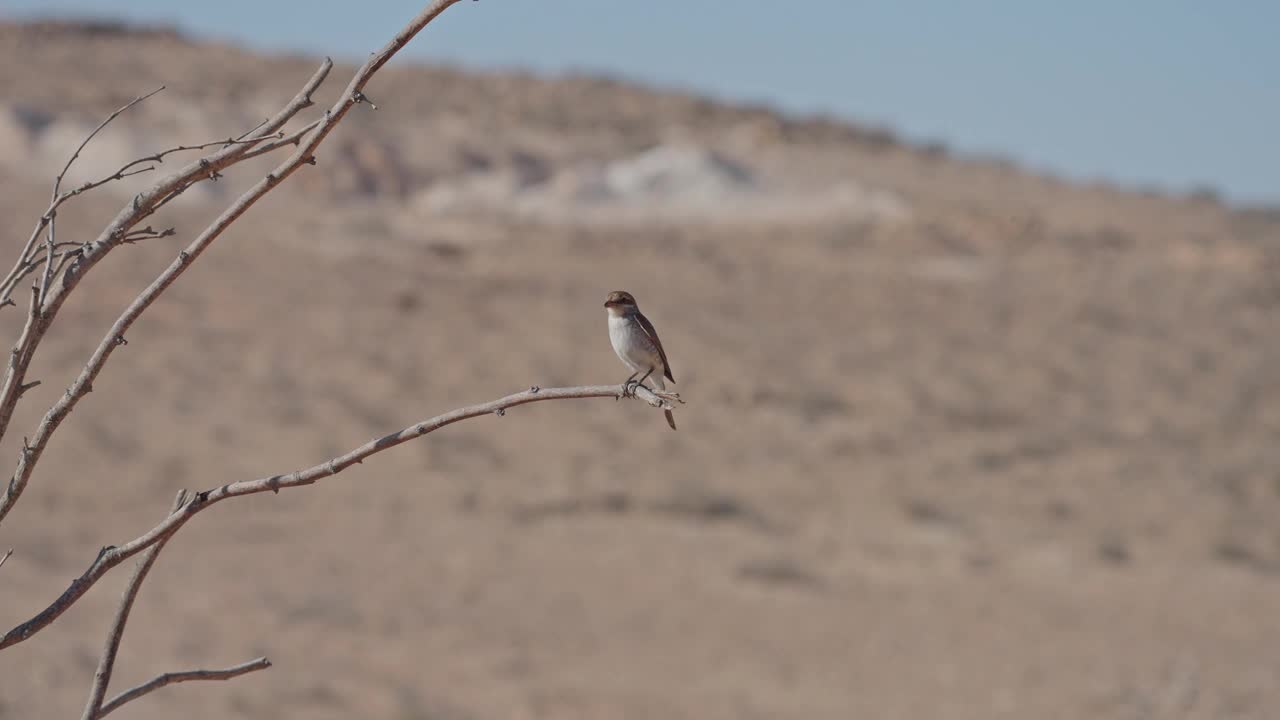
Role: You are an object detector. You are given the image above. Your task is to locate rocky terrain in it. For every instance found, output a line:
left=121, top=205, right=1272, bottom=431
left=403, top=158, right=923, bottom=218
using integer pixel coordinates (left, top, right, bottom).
left=0, top=18, right=1278, bottom=720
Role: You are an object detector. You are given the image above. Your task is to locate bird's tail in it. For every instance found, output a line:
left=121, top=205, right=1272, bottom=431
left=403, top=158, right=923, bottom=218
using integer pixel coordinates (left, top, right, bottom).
left=652, top=376, right=677, bottom=431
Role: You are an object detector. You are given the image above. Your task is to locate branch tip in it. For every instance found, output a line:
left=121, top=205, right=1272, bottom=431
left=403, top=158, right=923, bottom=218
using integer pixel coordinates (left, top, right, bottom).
left=96, top=657, right=271, bottom=718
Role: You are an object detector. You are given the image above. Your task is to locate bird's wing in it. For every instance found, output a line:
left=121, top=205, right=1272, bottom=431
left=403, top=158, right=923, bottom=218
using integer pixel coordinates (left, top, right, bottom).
left=635, top=310, right=674, bottom=382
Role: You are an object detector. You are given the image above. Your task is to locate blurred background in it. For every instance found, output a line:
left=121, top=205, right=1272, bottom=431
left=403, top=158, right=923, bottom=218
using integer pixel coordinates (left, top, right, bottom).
left=0, top=2, right=1278, bottom=718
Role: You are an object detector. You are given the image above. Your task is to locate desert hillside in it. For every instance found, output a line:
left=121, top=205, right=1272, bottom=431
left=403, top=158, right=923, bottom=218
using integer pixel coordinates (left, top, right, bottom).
left=1, top=19, right=1279, bottom=720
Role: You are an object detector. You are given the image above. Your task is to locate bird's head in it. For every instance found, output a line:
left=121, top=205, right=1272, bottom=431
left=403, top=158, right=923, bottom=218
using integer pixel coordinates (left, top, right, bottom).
left=603, top=290, right=638, bottom=314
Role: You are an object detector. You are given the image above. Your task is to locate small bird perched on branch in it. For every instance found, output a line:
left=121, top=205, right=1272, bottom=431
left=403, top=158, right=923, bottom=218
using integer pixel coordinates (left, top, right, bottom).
left=604, top=290, right=678, bottom=430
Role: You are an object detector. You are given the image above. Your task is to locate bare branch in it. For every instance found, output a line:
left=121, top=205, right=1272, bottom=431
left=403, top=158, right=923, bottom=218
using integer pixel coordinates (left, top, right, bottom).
left=0, top=288, right=45, bottom=432
left=0, top=382, right=681, bottom=651
left=120, top=226, right=176, bottom=244
left=54, top=88, right=168, bottom=199
left=234, top=117, right=270, bottom=141
left=97, top=657, right=271, bottom=718
left=0, top=250, right=71, bottom=305
left=108, top=134, right=283, bottom=178
left=237, top=118, right=322, bottom=161
left=81, top=490, right=188, bottom=720
left=0, top=548, right=11, bottom=571
left=0, top=0, right=468, bottom=529
left=1, top=129, right=289, bottom=306
left=1, top=29, right=333, bottom=312
left=0, top=58, right=335, bottom=526
left=76, top=164, right=158, bottom=191
left=40, top=87, right=168, bottom=307
left=0, top=88, right=164, bottom=308
left=39, top=217, right=56, bottom=307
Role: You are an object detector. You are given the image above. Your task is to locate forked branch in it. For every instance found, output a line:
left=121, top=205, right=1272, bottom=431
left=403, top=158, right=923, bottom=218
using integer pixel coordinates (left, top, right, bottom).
left=80, top=491, right=188, bottom=720
left=76, top=487, right=270, bottom=719
left=0, top=383, right=682, bottom=651
left=97, top=658, right=272, bottom=718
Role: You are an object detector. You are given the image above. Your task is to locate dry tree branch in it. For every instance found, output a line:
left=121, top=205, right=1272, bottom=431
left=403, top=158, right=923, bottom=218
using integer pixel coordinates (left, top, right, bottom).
left=52, top=88, right=168, bottom=198
left=109, top=134, right=285, bottom=178
left=0, top=58, right=329, bottom=423
left=97, top=658, right=272, bottom=718
left=81, top=490, right=188, bottom=720
left=0, top=383, right=682, bottom=651
left=0, top=548, right=12, bottom=571
left=8, top=130, right=281, bottom=289
left=0, top=0, right=469, bottom=529
left=237, top=118, right=323, bottom=161
left=0, top=244, right=85, bottom=305
left=0, top=88, right=164, bottom=308
left=0, top=58, right=333, bottom=527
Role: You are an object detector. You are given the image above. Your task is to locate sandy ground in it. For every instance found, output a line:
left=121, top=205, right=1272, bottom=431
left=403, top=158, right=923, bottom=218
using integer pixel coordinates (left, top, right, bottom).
left=0, top=19, right=1279, bottom=720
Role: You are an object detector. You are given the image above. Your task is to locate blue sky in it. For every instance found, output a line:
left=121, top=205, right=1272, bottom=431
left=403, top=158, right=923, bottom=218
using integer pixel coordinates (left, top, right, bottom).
left=7, top=1, right=1277, bottom=205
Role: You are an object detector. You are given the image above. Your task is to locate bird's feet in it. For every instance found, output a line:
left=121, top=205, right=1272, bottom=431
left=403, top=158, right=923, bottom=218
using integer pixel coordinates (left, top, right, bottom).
left=617, top=373, right=639, bottom=401
left=617, top=379, right=646, bottom=400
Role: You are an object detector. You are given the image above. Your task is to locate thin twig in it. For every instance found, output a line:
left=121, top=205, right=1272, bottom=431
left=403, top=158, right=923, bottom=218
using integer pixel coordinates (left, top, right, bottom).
left=97, top=657, right=271, bottom=718
left=237, top=118, right=322, bottom=161
left=35, top=165, right=157, bottom=226
left=41, top=86, right=167, bottom=305
left=81, top=490, right=188, bottom=720
left=0, top=245, right=81, bottom=304
left=0, top=287, right=45, bottom=434
left=0, top=382, right=681, bottom=651
left=0, top=0, right=466, bottom=529
left=46, top=251, right=83, bottom=289
left=0, top=58, right=334, bottom=526
left=234, top=117, right=270, bottom=142
left=39, top=218, right=56, bottom=306
left=1, top=88, right=164, bottom=307
left=0, top=548, right=11, bottom=571
left=43, top=86, right=165, bottom=302
left=109, top=134, right=283, bottom=178
left=35, top=134, right=287, bottom=229
left=54, top=88, right=167, bottom=198
left=120, top=227, right=176, bottom=244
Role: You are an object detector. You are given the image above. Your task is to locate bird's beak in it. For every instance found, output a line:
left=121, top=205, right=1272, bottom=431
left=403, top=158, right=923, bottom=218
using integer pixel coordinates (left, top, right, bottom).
left=603, top=301, right=611, bottom=307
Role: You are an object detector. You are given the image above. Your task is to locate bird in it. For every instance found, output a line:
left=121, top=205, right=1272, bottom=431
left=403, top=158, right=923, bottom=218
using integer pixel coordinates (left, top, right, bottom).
left=604, top=290, right=677, bottom=430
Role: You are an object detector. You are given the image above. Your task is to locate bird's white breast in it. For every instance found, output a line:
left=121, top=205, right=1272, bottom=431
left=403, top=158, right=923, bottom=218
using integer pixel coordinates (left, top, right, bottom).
left=608, top=311, right=657, bottom=373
